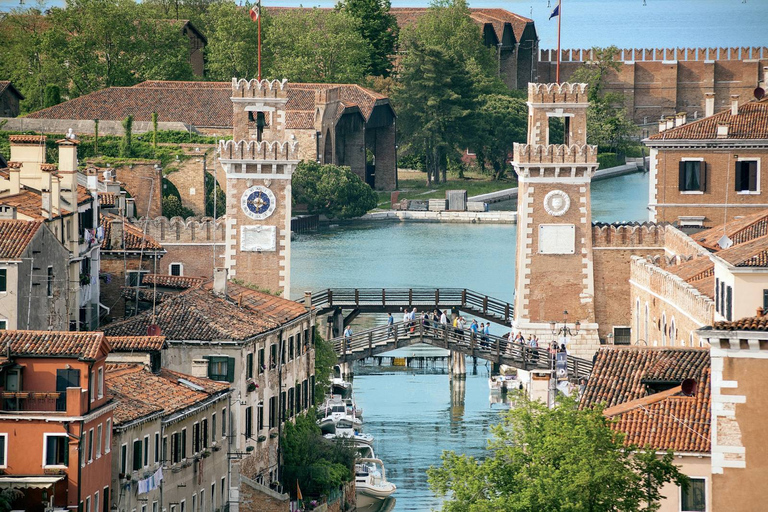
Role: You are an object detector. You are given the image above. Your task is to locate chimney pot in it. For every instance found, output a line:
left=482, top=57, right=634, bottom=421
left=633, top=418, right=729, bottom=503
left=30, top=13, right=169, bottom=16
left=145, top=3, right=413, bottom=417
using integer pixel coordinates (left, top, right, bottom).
left=675, top=112, right=687, bottom=127
left=304, top=291, right=312, bottom=311
left=213, top=268, right=228, bottom=297
left=705, top=92, right=715, bottom=118
left=731, top=95, right=739, bottom=116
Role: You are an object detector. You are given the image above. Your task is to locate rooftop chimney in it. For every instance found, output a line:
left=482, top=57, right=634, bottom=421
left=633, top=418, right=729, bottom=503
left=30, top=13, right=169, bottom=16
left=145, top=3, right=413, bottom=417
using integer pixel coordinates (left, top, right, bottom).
left=675, top=112, right=687, bottom=127
left=665, top=116, right=675, bottom=131
left=51, top=176, right=61, bottom=216
left=213, top=268, right=228, bottom=297
left=7, top=162, right=21, bottom=195
left=757, top=306, right=764, bottom=317
left=705, top=92, right=715, bottom=118
left=731, top=95, right=739, bottom=116
left=304, top=291, right=312, bottom=311
left=109, top=218, right=123, bottom=249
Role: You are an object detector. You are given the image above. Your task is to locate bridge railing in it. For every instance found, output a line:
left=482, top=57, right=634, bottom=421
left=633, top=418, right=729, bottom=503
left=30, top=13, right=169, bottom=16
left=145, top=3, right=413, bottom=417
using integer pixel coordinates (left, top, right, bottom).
left=331, top=320, right=592, bottom=379
left=305, top=288, right=514, bottom=324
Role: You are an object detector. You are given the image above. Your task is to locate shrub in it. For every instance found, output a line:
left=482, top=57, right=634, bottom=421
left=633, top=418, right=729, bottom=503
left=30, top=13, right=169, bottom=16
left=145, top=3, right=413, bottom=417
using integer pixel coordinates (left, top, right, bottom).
left=292, top=161, right=377, bottom=219
left=597, top=152, right=625, bottom=169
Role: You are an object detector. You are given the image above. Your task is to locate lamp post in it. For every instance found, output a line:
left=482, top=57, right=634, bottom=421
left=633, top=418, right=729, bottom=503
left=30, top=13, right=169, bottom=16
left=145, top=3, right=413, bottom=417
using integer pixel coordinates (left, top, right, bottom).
left=549, top=310, right=580, bottom=342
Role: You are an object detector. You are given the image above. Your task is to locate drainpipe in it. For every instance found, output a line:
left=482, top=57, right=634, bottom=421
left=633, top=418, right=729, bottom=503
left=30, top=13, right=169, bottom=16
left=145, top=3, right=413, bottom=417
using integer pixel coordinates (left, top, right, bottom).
left=276, top=328, right=285, bottom=487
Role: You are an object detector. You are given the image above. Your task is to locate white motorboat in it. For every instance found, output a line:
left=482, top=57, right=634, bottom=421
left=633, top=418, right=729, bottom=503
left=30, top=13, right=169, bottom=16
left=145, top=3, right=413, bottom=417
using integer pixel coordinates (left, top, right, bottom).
left=355, top=458, right=396, bottom=508
left=324, top=418, right=374, bottom=446
left=489, top=374, right=520, bottom=393
left=317, top=400, right=362, bottom=434
left=345, top=396, right=363, bottom=420
left=331, top=376, right=353, bottom=398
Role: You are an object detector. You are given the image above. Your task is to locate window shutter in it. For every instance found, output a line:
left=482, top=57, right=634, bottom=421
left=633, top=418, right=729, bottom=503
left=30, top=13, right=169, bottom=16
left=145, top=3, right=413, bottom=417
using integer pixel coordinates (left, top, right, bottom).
left=226, top=357, right=235, bottom=383
left=748, top=162, right=758, bottom=191
left=726, top=286, right=733, bottom=321
left=735, top=162, right=743, bottom=191
left=700, top=162, right=707, bottom=191
left=678, top=161, right=686, bottom=191
left=715, top=278, right=720, bottom=313
left=763, top=289, right=768, bottom=311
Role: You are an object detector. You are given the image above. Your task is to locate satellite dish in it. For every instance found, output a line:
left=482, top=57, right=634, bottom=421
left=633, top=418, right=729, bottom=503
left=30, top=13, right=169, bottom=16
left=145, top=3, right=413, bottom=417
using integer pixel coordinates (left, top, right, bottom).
left=681, top=378, right=697, bottom=396
left=717, top=234, right=733, bottom=250
left=147, top=324, right=162, bottom=336
left=755, top=87, right=766, bottom=100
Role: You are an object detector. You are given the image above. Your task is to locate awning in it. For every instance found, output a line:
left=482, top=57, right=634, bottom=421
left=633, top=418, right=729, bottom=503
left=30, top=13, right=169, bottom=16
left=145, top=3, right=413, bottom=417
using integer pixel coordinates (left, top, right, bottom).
left=0, top=475, right=65, bottom=489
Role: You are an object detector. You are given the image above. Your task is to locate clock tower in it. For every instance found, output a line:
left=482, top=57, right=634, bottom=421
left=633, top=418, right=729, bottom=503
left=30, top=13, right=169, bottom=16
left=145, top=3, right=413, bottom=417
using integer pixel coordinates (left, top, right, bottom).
left=218, top=78, right=300, bottom=296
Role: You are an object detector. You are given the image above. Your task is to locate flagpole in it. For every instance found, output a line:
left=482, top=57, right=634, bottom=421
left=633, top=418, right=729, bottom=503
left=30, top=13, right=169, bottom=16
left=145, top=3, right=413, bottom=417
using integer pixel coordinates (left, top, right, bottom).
left=556, top=0, right=561, bottom=84
left=257, top=0, right=262, bottom=81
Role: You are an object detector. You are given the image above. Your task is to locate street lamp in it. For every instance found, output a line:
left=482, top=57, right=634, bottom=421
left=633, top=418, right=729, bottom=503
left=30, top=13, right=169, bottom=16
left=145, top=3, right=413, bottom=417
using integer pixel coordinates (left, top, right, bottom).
left=549, top=310, right=580, bottom=339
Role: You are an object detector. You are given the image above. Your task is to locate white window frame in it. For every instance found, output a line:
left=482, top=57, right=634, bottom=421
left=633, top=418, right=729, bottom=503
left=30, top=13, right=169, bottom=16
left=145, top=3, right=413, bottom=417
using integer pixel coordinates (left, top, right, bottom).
left=94, top=491, right=99, bottom=512
left=90, top=371, right=96, bottom=403
left=88, top=428, right=94, bottom=463
left=120, top=442, right=128, bottom=474
left=85, top=496, right=91, bottom=512
left=0, top=267, right=7, bottom=294
left=169, top=262, right=184, bottom=276
left=43, top=433, right=69, bottom=468
left=0, top=433, right=7, bottom=468
left=736, top=157, right=761, bottom=195
left=143, top=434, right=150, bottom=468
left=679, top=157, right=705, bottom=194
left=98, top=366, right=104, bottom=399
left=105, top=419, right=112, bottom=453
left=96, top=423, right=102, bottom=459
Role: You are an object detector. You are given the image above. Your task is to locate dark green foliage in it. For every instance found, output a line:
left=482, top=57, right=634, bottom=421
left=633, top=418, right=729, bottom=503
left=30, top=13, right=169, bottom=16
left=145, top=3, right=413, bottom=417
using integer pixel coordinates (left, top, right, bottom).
left=398, top=152, right=426, bottom=172
left=162, top=195, right=195, bottom=219
left=204, top=172, right=226, bottom=219
left=292, top=161, right=378, bottom=219
left=313, top=330, right=337, bottom=407
left=339, top=0, right=399, bottom=77
left=281, top=411, right=355, bottom=499
left=120, top=115, right=134, bottom=158
left=597, top=152, right=626, bottom=169
left=151, top=112, right=158, bottom=155
left=428, top=395, right=688, bottom=512
left=472, top=94, right=527, bottom=180
left=43, top=84, right=61, bottom=108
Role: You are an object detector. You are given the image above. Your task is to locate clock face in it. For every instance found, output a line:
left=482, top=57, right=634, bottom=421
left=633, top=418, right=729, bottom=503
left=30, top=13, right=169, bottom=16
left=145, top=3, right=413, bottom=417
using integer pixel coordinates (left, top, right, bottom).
left=241, top=185, right=276, bottom=220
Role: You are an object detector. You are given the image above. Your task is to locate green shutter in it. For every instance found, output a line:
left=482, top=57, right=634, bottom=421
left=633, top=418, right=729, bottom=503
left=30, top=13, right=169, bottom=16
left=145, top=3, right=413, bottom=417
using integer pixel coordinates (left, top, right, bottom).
left=678, top=161, right=686, bottom=191
left=0, top=269, right=6, bottom=293
left=226, top=357, right=235, bottom=383
left=735, top=161, right=744, bottom=191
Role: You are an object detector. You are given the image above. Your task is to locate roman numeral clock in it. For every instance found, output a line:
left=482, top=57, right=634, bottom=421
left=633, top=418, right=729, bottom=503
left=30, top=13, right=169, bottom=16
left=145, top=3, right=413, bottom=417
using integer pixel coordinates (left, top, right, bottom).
left=241, top=185, right=276, bottom=220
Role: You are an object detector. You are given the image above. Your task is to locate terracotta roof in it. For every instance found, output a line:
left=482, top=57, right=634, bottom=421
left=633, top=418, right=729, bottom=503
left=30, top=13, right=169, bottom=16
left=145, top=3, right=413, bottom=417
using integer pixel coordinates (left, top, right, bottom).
left=647, top=98, right=768, bottom=141
left=688, top=274, right=715, bottom=299
left=28, top=81, right=391, bottom=130
left=390, top=7, right=533, bottom=43
left=712, top=314, right=768, bottom=331
left=105, top=336, right=167, bottom=352
left=666, top=257, right=714, bottom=283
left=142, top=274, right=204, bottom=289
left=695, top=209, right=768, bottom=251
left=581, top=347, right=709, bottom=409
left=0, top=330, right=107, bottom=360
left=604, top=369, right=711, bottom=453
left=582, top=347, right=710, bottom=453
left=0, top=220, right=43, bottom=259
left=100, top=213, right=163, bottom=251
left=0, top=183, right=91, bottom=221
left=0, top=81, right=24, bottom=100
left=99, top=192, right=117, bottom=208
left=106, top=365, right=229, bottom=426
left=103, top=282, right=308, bottom=341
left=8, top=134, right=46, bottom=144
left=713, top=234, right=768, bottom=267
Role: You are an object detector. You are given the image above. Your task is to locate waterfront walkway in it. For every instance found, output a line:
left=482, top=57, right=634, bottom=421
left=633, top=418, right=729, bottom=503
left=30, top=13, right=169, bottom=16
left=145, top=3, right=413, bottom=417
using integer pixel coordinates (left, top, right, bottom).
left=308, top=288, right=513, bottom=326
left=330, top=320, right=593, bottom=379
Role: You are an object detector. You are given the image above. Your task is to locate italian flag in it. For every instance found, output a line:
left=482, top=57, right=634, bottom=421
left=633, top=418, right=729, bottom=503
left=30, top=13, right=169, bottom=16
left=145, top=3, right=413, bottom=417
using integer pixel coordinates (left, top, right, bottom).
left=297, top=480, right=304, bottom=510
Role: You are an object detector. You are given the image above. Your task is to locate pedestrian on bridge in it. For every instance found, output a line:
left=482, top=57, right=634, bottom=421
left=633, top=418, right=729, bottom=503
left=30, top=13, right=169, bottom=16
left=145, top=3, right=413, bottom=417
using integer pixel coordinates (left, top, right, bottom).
left=440, top=310, right=449, bottom=329
left=387, top=313, right=394, bottom=338
left=344, top=326, right=353, bottom=343
left=483, top=322, right=490, bottom=343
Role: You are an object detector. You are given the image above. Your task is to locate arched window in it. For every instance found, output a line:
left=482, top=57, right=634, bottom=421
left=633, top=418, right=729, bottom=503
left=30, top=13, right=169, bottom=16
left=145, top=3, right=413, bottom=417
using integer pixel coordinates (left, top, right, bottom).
left=635, top=299, right=641, bottom=343
left=669, top=318, right=676, bottom=346
left=644, top=303, right=649, bottom=344
left=662, top=312, right=667, bottom=346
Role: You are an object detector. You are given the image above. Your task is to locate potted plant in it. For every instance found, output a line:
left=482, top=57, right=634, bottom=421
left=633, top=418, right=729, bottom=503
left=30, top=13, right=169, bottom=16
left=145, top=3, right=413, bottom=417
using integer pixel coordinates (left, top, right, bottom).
left=246, top=446, right=255, bottom=453
left=257, top=435, right=267, bottom=443
left=269, top=431, right=278, bottom=439
left=246, top=379, right=258, bottom=392
left=202, top=449, right=212, bottom=458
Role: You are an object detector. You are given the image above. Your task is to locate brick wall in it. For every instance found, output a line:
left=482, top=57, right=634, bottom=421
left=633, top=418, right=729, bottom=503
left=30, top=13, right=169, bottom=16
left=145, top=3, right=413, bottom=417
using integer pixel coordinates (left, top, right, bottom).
left=629, top=256, right=713, bottom=347
left=649, top=147, right=768, bottom=227
left=165, top=154, right=210, bottom=216
left=137, top=217, right=226, bottom=278
left=110, top=162, right=163, bottom=218
left=239, top=475, right=290, bottom=512
left=99, top=256, right=158, bottom=323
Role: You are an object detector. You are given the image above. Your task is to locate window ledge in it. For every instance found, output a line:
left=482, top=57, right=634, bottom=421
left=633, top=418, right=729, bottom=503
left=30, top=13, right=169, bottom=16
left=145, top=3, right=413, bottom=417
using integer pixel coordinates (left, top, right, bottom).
left=736, top=191, right=761, bottom=195
left=680, top=191, right=704, bottom=195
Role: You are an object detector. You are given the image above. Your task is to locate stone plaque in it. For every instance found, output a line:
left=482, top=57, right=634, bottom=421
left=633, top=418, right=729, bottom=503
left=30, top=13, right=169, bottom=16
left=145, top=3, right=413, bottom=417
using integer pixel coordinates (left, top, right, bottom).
left=241, top=225, right=276, bottom=252
left=538, top=224, right=575, bottom=254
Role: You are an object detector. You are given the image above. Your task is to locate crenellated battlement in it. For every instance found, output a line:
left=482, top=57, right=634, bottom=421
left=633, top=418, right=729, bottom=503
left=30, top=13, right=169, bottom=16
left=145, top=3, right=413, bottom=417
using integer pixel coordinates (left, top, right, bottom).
left=539, top=46, right=768, bottom=63
left=231, top=78, right=289, bottom=99
left=134, top=216, right=226, bottom=244
left=528, top=82, right=589, bottom=104
left=592, top=222, right=666, bottom=248
left=218, top=139, right=300, bottom=162
left=513, top=143, right=597, bottom=165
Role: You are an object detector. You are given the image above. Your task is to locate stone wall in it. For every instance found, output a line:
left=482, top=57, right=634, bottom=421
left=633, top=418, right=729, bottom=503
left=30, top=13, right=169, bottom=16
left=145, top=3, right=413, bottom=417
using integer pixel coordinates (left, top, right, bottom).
left=165, top=151, right=212, bottom=216
left=629, top=256, right=713, bottom=347
left=538, top=47, right=768, bottom=124
left=108, top=162, right=163, bottom=219
left=239, top=475, right=290, bottom=512
left=99, top=256, right=159, bottom=323
left=0, top=118, right=190, bottom=136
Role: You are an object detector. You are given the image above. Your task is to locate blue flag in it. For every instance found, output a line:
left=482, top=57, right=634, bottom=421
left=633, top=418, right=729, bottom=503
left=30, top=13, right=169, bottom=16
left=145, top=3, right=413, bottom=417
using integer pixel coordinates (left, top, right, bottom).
left=549, top=3, right=560, bottom=19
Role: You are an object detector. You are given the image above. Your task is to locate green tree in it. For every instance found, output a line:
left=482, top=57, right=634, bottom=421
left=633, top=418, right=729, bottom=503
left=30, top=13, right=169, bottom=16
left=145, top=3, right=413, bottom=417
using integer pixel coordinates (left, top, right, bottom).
left=120, top=115, right=133, bottom=157
left=338, top=0, right=399, bottom=77
left=43, top=84, right=62, bottom=108
left=570, top=46, right=636, bottom=153
left=313, top=330, right=337, bottom=407
left=204, top=172, right=226, bottom=219
left=428, top=395, right=688, bottom=512
left=292, top=161, right=378, bottom=219
left=265, top=9, right=371, bottom=83
left=472, top=94, right=527, bottom=180
left=204, top=1, right=261, bottom=81
left=161, top=195, right=195, bottom=219
left=395, top=43, right=474, bottom=185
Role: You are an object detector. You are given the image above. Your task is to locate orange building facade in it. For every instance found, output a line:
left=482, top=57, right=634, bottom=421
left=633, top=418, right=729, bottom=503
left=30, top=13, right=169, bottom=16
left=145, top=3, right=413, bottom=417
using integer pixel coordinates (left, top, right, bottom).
left=0, top=331, right=114, bottom=512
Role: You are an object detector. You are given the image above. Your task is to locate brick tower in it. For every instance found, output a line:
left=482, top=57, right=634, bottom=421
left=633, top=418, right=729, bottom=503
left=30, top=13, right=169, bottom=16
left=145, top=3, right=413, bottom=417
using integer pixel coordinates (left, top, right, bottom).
left=512, top=83, right=600, bottom=357
left=218, top=78, right=300, bottom=296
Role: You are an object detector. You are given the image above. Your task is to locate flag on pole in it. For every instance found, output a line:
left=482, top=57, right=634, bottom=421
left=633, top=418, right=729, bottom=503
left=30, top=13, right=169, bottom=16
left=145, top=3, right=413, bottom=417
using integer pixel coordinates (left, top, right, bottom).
left=250, top=2, right=260, bottom=22
left=297, top=480, right=304, bottom=510
left=549, top=2, right=560, bottom=19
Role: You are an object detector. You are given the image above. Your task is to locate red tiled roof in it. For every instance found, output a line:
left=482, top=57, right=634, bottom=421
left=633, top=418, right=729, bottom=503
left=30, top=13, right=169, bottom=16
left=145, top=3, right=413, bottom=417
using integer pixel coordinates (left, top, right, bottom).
left=666, top=257, right=714, bottom=283
left=695, top=209, right=768, bottom=251
left=105, top=336, right=167, bottom=352
left=0, top=330, right=107, bottom=360
left=106, top=364, right=229, bottom=426
left=28, top=81, right=390, bottom=130
left=0, top=183, right=91, bottom=221
left=712, top=314, right=768, bottom=331
left=8, top=134, right=46, bottom=144
left=100, top=213, right=163, bottom=251
left=99, top=192, right=117, bottom=208
left=648, top=98, right=768, bottom=141
left=103, top=282, right=308, bottom=341
left=142, top=274, right=204, bottom=289
left=582, top=347, right=710, bottom=453
left=0, top=220, right=43, bottom=259
left=713, top=234, right=768, bottom=267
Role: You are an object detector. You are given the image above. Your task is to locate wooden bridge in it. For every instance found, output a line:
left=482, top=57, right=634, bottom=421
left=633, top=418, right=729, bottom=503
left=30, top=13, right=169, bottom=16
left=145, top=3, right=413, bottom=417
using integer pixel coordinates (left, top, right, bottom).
left=307, top=288, right=514, bottom=326
left=330, top=320, right=593, bottom=379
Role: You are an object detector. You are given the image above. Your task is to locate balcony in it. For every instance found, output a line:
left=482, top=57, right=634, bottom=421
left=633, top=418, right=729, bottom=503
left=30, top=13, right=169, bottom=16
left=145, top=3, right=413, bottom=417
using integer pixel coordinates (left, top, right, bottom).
left=0, top=392, right=65, bottom=412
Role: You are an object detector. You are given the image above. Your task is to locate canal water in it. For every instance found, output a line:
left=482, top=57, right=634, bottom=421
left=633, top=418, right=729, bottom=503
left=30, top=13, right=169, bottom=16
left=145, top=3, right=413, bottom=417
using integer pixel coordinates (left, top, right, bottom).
left=291, top=171, right=649, bottom=511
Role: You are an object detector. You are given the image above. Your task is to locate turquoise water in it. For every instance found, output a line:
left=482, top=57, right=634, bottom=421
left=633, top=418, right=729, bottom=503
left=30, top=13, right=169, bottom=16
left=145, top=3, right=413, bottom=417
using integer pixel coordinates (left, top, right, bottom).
left=291, top=172, right=648, bottom=511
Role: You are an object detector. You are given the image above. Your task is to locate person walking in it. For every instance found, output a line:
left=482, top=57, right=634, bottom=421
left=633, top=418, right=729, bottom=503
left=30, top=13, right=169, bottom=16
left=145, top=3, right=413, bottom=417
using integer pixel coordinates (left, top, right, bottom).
left=483, top=322, right=490, bottom=343
left=471, top=320, right=479, bottom=344
left=387, top=313, right=394, bottom=338
left=440, top=310, right=449, bottom=329
left=344, top=325, right=353, bottom=343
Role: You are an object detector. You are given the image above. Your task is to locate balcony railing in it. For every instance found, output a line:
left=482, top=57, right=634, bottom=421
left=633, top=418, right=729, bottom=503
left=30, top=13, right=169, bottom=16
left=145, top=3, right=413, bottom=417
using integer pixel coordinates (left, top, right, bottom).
left=0, top=392, right=66, bottom=412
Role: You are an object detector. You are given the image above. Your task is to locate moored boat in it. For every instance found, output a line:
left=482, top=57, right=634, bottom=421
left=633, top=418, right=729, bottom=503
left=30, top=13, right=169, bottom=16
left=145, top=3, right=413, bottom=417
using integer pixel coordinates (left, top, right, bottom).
left=355, top=458, right=396, bottom=508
